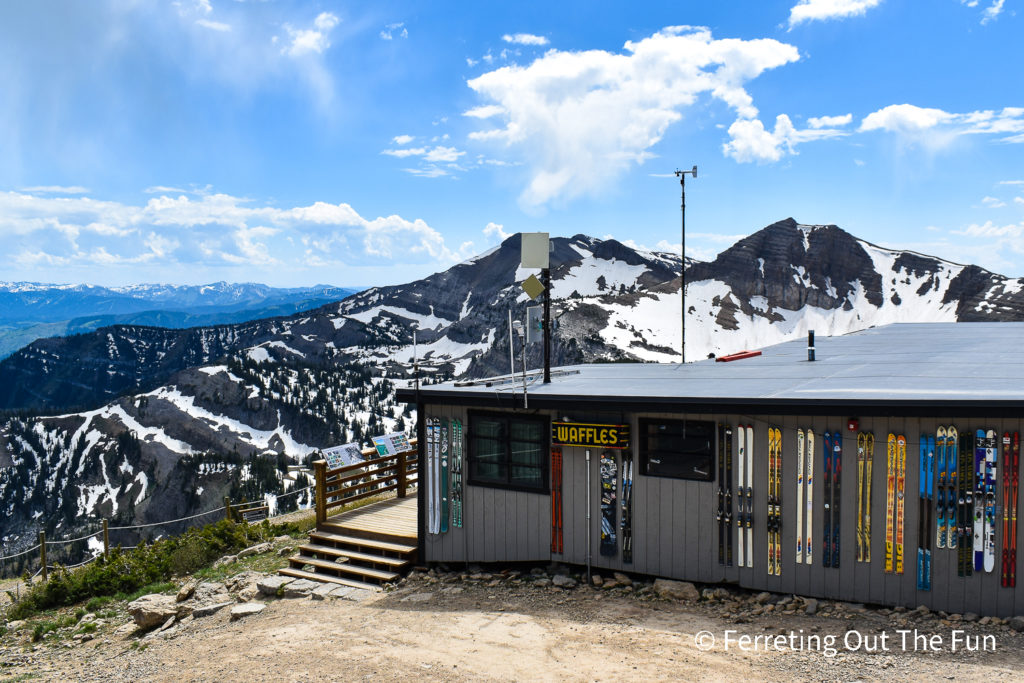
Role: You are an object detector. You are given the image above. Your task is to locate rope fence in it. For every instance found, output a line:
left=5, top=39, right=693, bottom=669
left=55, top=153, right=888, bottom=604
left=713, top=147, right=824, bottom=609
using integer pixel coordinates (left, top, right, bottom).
left=0, top=482, right=319, bottom=580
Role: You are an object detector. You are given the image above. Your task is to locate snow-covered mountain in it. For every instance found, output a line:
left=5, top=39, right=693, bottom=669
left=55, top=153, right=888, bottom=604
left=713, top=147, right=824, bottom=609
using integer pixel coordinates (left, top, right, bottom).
left=0, top=281, right=359, bottom=360
left=4, top=218, right=1024, bottom=555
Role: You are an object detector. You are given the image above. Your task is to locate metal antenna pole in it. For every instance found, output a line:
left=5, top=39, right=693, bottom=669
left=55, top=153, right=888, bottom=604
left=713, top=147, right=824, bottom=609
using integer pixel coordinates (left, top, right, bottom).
left=674, top=165, right=697, bottom=364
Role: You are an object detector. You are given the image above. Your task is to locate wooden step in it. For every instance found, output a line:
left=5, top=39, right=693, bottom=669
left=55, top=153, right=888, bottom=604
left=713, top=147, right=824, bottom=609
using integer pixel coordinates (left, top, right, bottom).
left=278, top=567, right=380, bottom=592
left=298, top=543, right=409, bottom=568
left=289, top=555, right=400, bottom=582
left=319, top=521, right=416, bottom=544
left=310, top=530, right=417, bottom=555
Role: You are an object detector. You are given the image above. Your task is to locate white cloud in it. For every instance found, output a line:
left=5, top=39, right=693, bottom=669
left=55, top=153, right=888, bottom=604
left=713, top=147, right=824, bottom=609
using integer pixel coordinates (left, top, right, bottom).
left=392, top=134, right=415, bottom=145
left=981, top=196, right=1007, bottom=208
left=1015, top=197, right=1024, bottom=205
left=466, top=57, right=478, bottom=67
left=0, top=189, right=469, bottom=277
left=807, top=113, right=853, bottom=128
left=981, top=0, right=1006, bottom=24
left=463, top=105, right=506, bottom=119
left=723, top=114, right=849, bottom=163
left=19, top=185, right=90, bottom=194
left=502, top=33, right=549, bottom=46
left=859, top=104, right=1024, bottom=149
left=999, top=180, right=1024, bottom=185
left=196, top=19, right=231, bottom=32
left=423, top=146, right=464, bottom=163
left=403, top=166, right=450, bottom=178
left=961, top=0, right=980, bottom=7
left=465, top=26, right=800, bottom=208
left=381, top=147, right=427, bottom=158
left=282, top=12, right=339, bottom=57
left=380, top=22, right=408, bottom=40
left=483, top=222, right=510, bottom=242
left=788, top=0, right=883, bottom=27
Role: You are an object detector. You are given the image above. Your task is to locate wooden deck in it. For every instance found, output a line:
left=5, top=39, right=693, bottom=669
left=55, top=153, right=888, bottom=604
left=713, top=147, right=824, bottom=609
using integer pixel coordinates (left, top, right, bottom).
left=325, top=495, right=418, bottom=541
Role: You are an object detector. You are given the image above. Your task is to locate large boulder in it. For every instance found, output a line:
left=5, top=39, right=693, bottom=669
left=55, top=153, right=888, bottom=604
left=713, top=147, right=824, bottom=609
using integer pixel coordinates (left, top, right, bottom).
left=127, top=594, right=190, bottom=629
left=653, top=579, right=699, bottom=602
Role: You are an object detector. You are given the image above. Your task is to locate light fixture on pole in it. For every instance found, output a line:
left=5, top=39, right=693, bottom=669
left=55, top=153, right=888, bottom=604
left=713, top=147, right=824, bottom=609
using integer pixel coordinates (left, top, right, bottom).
left=674, top=165, right=697, bottom=364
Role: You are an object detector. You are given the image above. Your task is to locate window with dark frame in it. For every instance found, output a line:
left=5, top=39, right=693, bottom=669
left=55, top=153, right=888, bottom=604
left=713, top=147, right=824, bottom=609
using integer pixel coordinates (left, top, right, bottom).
left=468, top=412, right=549, bottom=493
left=639, top=418, right=716, bottom=481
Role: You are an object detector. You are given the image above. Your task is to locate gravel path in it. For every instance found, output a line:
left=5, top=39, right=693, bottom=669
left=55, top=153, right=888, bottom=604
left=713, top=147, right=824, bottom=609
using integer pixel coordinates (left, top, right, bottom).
left=4, top=566, right=1024, bottom=682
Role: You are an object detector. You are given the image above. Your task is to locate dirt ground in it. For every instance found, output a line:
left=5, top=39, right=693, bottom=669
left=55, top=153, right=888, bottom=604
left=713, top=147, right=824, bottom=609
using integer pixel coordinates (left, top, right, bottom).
left=4, top=570, right=1024, bottom=683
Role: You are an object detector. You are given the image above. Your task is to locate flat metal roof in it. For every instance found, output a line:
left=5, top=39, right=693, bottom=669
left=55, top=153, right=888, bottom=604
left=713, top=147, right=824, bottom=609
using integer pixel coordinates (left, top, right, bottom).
left=396, top=323, right=1024, bottom=416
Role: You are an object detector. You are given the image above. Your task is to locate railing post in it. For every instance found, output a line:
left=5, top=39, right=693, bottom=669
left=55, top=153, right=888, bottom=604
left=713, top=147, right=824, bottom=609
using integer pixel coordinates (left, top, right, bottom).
left=224, top=496, right=232, bottom=523
left=39, top=531, right=47, bottom=582
left=397, top=449, right=407, bottom=498
left=314, top=460, right=327, bottom=526
left=102, top=519, right=109, bottom=559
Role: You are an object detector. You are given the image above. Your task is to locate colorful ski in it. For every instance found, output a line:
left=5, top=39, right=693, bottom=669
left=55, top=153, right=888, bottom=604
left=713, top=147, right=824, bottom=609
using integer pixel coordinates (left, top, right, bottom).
left=452, top=418, right=464, bottom=528
left=885, top=433, right=896, bottom=573
left=718, top=425, right=727, bottom=565
left=1003, top=432, right=1012, bottom=586
left=599, top=450, right=618, bottom=556
left=621, top=455, right=633, bottom=563
left=947, top=427, right=958, bottom=551
left=745, top=424, right=754, bottom=568
left=767, top=426, right=782, bottom=576
left=551, top=446, right=563, bottom=553
left=985, top=429, right=997, bottom=573
left=440, top=419, right=450, bottom=534
left=806, top=429, right=815, bottom=566
left=824, top=432, right=834, bottom=568
left=895, top=434, right=907, bottom=575
left=427, top=417, right=440, bottom=535
left=862, top=432, right=873, bottom=563
left=737, top=425, right=746, bottom=568
left=937, top=427, right=947, bottom=549
left=960, top=432, right=974, bottom=577
left=974, top=429, right=986, bottom=572
left=1011, top=432, right=1019, bottom=587
left=724, top=426, right=733, bottom=567
left=796, top=428, right=805, bottom=564
left=917, top=434, right=934, bottom=591
left=832, top=432, right=842, bottom=568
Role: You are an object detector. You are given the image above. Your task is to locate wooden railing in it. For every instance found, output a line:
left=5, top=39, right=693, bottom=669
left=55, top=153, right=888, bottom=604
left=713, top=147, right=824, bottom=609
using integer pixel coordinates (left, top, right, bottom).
left=313, top=439, right=419, bottom=525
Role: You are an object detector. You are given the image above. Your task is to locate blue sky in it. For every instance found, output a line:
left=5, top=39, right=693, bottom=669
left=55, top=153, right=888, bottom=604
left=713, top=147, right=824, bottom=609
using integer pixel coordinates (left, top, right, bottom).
left=0, top=0, right=1021, bottom=287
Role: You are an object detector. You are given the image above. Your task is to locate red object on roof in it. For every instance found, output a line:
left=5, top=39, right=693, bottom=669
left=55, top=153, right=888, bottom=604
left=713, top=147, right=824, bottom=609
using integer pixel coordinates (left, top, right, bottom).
left=716, top=350, right=762, bottom=363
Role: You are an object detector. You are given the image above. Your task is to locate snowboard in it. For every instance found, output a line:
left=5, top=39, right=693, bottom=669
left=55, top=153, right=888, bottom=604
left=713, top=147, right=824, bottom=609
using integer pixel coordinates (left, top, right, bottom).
left=599, top=450, right=618, bottom=556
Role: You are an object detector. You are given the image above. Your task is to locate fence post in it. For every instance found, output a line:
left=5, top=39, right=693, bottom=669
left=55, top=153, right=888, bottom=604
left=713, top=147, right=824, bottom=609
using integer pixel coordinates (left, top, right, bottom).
left=314, top=460, right=327, bottom=526
left=39, top=531, right=47, bottom=582
left=397, top=449, right=407, bottom=498
left=224, top=496, right=232, bottom=523
left=102, top=519, right=109, bottom=559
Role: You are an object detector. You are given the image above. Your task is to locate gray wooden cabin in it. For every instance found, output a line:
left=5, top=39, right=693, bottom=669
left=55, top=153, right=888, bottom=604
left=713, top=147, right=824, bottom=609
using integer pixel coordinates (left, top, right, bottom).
left=396, top=323, right=1024, bottom=617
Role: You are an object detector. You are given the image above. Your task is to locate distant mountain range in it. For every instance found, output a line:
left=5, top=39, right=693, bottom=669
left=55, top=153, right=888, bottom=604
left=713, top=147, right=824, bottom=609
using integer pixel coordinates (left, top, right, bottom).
left=0, top=281, right=360, bottom=359
left=4, top=218, right=1024, bottom=552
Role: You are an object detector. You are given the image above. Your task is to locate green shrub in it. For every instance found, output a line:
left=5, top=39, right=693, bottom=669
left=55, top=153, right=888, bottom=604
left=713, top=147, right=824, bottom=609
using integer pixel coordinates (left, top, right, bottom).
left=8, top=519, right=267, bottom=620
left=85, top=596, right=113, bottom=612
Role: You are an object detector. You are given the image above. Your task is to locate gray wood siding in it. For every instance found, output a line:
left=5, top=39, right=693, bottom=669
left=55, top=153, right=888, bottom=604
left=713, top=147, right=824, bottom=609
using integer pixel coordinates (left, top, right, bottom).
left=421, top=403, right=1023, bottom=617
left=421, top=404, right=550, bottom=565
